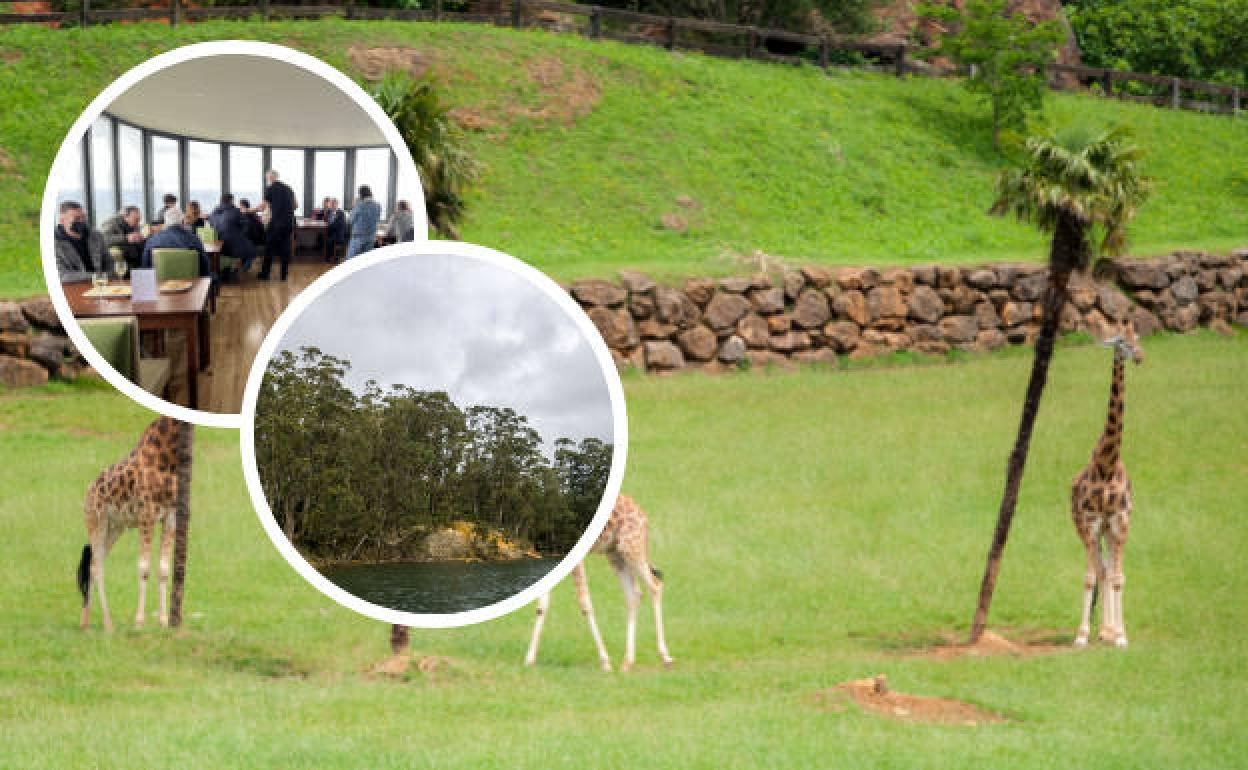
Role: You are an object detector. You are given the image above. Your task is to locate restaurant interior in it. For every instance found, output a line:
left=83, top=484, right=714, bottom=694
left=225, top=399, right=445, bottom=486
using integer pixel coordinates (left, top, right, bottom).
left=51, top=54, right=422, bottom=414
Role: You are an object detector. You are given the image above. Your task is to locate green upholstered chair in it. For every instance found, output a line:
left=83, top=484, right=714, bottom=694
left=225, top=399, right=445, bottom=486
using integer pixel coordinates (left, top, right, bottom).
left=77, top=316, right=171, bottom=398
left=152, top=248, right=198, bottom=281
left=196, top=225, right=216, bottom=244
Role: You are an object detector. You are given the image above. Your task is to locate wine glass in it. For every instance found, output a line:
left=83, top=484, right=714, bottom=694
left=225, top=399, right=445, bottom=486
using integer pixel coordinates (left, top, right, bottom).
left=113, top=259, right=128, bottom=281
left=92, top=271, right=109, bottom=303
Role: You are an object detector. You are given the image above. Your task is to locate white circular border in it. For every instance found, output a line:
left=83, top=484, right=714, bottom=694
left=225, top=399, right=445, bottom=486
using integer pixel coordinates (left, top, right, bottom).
left=39, top=40, right=428, bottom=429
left=239, top=241, right=629, bottom=628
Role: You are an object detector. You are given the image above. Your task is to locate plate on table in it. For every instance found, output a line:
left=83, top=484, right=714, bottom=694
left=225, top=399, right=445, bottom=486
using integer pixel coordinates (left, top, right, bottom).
left=83, top=285, right=132, bottom=299
left=159, top=279, right=194, bottom=293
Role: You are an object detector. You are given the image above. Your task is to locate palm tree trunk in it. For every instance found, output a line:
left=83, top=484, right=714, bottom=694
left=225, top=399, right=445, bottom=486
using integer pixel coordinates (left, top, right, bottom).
left=969, top=214, right=1083, bottom=644
left=169, top=421, right=194, bottom=629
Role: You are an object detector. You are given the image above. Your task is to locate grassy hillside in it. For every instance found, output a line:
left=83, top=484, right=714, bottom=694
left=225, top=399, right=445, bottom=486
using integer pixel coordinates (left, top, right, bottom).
left=2, top=330, right=1245, bottom=767
left=1, top=20, right=1246, bottom=297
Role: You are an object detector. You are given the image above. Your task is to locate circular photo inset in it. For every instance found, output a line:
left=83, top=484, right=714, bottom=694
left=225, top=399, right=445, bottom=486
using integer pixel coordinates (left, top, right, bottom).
left=240, top=242, right=627, bottom=628
left=41, top=41, right=425, bottom=427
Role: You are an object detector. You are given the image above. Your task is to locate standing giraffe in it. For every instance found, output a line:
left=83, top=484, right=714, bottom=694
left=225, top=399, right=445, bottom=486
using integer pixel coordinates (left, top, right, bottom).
left=77, top=416, right=193, bottom=631
left=525, top=494, right=674, bottom=672
left=1071, top=320, right=1142, bottom=648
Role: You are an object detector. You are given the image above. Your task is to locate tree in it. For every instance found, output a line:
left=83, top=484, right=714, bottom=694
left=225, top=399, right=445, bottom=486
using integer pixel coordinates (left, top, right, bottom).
left=368, top=72, right=478, bottom=239
left=920, top=0, right=1064, bottom=149
left=968, top=124, right=1150, bottom=644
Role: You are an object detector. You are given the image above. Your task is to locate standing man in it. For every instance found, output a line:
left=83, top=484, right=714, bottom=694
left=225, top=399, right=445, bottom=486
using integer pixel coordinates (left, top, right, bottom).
left=345, top=185, right=381, bottom=260
left=54, top=201, right=110, bottom=283
left=257, top=169, right=297, bottom=281
left=99, top=205, right=146, bottom=269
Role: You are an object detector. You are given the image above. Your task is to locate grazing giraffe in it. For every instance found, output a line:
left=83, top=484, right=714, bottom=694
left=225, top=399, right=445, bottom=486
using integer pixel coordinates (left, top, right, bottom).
left=525, top=494, right=674, bottom=672
left=1071, top=320, right=1142, bottom=648
left=77, top=416, right=192, bottom=631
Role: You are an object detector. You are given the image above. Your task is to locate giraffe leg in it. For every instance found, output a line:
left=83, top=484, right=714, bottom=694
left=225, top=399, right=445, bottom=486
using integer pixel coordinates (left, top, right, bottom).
left=1107, top=527, right=1128, bottom=648
left=524, top=592, right=550, bottom=666
left=1097, top=540, right=1117, bottom=643
left=639, top=564, right=674, bottom=667
left=572, top=562, right=612, bottom=671
left=1074, top=531, right=1099, bottom=647
left=157, top=510, right=176, bottom=627
left=95, top=526, right=122, bottom=633
left=610, top=555, right=641, bottom=673
left=135, top=520, right=154, bottom=629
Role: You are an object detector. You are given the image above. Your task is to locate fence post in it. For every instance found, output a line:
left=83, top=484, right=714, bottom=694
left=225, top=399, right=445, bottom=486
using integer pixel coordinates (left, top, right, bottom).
left=345, top=0, right=354, bottom=21
left=80, top=0, right=88, bottom=27
left=818, top=37, right=828, bottom=69
left=589, top=7, right=600, bottom=39
left=665, top=17, right=675, bottom=50
left=1233, top=86, right=1241, bottom=117
left=1100, top=68, right=1112, bottom=97
left=170, top=0, right=180, bottom=27
left=894, top=44, right=906, bottom=76
left=746, top=28, right=756, bottom=59
left=1171, top=77, right=1181, bottom=108
left=434, top=0, right=442, bottom=21
left=511, top=0, right=522, bottom=28
left=260, top=0, right=269, bottom=22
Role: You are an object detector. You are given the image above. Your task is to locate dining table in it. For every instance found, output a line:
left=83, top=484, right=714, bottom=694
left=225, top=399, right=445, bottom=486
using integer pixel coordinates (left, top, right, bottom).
left=296, top=218, right=329, bottom=260
left=64, top=277, right=212, bottom=410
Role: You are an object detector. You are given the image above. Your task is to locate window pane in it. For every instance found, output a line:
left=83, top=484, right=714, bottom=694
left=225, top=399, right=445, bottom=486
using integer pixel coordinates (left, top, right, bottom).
left=53, top=140, right=87, bottom=212
left=228, top=145, right=263, bottom=209
left=354, top=147, right=390, bottom=216
left=89, top=116, right=116, bottom=222
left=118, top=123, right=145, bottom=216
left=313, top=150, right=345, bottom=211
left=187, top=140, right=221, bottom=214
left=270, top=148, right=304, bottom=215
left=150, top=135, right=180, bottom=220
left=395, top=163, right=422, bottom=234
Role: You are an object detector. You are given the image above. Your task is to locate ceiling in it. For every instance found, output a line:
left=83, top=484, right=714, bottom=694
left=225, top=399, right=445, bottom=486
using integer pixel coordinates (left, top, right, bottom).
left=106, top=54, right=388, bottom=147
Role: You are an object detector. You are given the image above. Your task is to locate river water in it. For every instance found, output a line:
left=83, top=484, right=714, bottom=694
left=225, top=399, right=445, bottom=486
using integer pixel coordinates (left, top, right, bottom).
left=320, top=558, right=556, bottom=614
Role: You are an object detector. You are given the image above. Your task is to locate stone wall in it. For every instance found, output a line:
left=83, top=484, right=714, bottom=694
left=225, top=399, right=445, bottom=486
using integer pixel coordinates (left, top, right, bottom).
left=570, top=249, right=1248, bottom=373
left=0, top=296, right=84, bottom=387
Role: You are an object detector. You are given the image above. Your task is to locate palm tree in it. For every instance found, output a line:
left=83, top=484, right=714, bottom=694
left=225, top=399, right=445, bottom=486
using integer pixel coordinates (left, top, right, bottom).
left=369, top=72, right=478, bottom=240
left=969, top=125, right=1150, bottom=644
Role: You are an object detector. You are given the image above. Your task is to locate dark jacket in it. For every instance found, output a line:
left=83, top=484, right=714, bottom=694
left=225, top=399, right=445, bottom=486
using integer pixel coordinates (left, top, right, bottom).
left=324, top=208, right=347, bottom=244
left=141, top=226, right=211, bottom=278
left=240, top=211, right=265, bottom=245
left=208, top=203, right=258, bottom=263
left=99, top=214, right=144, bottom=267
left=54, top=225, right=110, bottom=284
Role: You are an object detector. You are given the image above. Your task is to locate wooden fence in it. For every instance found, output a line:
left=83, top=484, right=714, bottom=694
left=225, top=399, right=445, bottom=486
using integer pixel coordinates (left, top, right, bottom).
left=0, top=1, right=1240, bottom=116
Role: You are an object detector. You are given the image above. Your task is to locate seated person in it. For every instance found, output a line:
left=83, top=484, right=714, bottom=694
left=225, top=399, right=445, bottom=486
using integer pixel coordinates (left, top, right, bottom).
left=384, top=200, right=416, bottom=244
left=185, top=201, right=207, bottom=231
left=150, top=193, right=178, bottom=231
left=313, top=197, right=331, bottom=221
left=238, top=199, right=266, bottom=249
left=208, top=193, right=258, bottom=272
left=141, top=206, right=211, bottom=280
left=54, top=200, right=110, bottom=283
left=324, top=197, right=347, bottom=254
left=99, top=205, right=145, bottom=269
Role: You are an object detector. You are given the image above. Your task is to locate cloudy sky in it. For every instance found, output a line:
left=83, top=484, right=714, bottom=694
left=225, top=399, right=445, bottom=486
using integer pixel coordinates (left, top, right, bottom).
left=276, top=253, right=615, bottom=453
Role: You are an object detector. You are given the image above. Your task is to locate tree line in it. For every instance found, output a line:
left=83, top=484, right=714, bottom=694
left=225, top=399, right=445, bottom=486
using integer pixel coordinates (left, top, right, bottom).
left=255, top=346, right=613, bottom=563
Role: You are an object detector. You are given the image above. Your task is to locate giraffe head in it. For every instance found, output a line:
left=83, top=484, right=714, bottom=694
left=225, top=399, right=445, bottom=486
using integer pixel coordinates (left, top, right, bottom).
left=1101, top=319, right=1143, bottom=365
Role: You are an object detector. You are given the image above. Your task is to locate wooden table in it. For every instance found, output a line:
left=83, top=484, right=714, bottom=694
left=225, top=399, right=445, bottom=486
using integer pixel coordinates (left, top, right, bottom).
left=65, top=278, right=212, bottom=410
left=296, top=219, right=329, bottom=260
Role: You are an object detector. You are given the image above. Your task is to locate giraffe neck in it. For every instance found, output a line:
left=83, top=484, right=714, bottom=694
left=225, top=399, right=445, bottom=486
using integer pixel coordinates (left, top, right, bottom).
left=1093, top=353, right=1127, bottom=474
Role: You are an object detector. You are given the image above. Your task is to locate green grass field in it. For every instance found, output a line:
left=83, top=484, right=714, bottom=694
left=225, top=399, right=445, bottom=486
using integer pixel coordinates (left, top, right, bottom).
left=2, top=330, right=1244, bottom=768
left=2, top=20, right=1247, bottom=296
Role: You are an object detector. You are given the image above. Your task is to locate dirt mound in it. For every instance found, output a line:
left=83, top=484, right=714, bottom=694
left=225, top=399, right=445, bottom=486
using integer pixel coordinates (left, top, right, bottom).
left=348, top=46, right=431, bottom=81
left=450, top=55, right=600, bottom=132
left=366, top=653, right=454, bottom=678
left=816, top=674, right=1007, bottom=726
left=916, top=629, right=1069, bottom=660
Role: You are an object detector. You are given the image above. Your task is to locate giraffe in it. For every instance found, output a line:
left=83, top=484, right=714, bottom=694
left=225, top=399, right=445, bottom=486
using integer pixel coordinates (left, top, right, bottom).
left=1071, top=319, right=1142, bottom=648
left=77, top=416, right=193, bottom=631
left=525, top=494, right=673, bottom=672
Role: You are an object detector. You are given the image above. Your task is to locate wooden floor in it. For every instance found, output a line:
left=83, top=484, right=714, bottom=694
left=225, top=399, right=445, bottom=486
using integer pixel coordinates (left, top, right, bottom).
left=164, top=258, right=334, bottom=414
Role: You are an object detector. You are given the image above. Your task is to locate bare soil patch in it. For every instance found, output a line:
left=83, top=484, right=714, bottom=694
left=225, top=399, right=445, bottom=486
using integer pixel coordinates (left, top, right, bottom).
left=450, top=55, right=601, bottom=132
left=815, top=674, right=1007, bottom=726
left=366, top=652, right=455, bottom=679
left=881, top=629, right=1070, bottom=660
left=0, top=147, right=18, bottom=175
left=348, top=46, right=431, bottom=81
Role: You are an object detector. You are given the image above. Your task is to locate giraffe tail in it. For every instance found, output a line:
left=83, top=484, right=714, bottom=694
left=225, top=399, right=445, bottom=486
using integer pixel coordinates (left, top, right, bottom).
left=77, top=544, right=92, bottom=606
left=650, top=565, right=663, bottom=582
